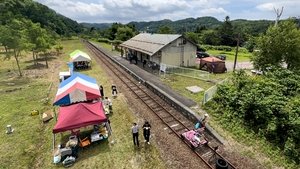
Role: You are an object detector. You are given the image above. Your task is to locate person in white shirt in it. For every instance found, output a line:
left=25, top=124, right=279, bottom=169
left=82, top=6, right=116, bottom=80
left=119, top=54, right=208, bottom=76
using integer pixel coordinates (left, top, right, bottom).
left=131, top=123, right=139, bottom=147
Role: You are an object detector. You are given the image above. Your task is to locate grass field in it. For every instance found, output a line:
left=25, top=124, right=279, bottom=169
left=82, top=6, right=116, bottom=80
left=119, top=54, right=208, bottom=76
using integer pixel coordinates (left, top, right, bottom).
left=91, top=41, right=121, bottom=56
left=161, top=72, right=231, bottom=104
left=0, top=39, right=165, bottom=169
left=207, top=49, right=252, bottom=62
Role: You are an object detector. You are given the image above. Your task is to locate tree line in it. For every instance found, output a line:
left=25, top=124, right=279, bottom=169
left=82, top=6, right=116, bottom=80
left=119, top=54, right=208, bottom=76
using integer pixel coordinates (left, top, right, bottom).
left=0, top=0, right=83, bottom=36
left=0, top=0, right=67, bottom=76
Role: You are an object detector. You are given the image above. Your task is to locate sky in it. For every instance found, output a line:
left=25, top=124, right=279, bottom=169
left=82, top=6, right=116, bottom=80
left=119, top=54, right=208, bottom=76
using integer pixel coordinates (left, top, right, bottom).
left=35, top=0, right=300, bottom=23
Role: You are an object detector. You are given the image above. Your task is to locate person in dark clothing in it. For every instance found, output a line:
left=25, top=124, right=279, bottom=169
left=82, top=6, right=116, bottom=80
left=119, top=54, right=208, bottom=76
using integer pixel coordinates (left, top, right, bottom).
left=99, top=85, right=104, bottom=98
left=143, top=121, right=151, bottom=144
left=131, top=123, right=139, bottom=147
left=112, top=84, right=118, bottom=97
left=143, top=60, right=147, bottom=68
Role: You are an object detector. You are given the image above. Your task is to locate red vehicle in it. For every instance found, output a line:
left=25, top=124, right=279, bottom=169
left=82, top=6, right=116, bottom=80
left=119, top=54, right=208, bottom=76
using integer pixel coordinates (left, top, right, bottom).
left=181, top=129, right=208, bottom=150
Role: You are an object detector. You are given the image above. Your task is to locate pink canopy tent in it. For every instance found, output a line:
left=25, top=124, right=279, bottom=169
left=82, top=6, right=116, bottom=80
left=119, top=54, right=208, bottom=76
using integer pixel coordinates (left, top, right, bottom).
left=53, top=101, right=107, bottom=133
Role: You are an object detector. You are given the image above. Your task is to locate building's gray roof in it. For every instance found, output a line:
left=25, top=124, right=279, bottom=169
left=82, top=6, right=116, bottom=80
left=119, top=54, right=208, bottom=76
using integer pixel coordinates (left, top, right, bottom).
left=120, top=33, right=182, bottom=56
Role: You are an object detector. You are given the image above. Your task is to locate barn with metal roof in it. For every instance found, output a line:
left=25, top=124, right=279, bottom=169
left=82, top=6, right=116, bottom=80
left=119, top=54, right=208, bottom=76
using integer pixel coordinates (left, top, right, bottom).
left=120, top=33, right=197, bottom=67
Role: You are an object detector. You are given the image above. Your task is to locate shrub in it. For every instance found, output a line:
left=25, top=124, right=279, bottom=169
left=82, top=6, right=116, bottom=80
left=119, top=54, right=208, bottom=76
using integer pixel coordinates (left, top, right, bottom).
left=210, top=68, right=300, bottom=165
left=97, top=38, right=111, bottom=43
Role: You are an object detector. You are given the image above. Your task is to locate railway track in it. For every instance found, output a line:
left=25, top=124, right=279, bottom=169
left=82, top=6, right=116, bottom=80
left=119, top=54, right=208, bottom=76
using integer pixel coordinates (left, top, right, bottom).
left=84, top=40, right=237, bottom=169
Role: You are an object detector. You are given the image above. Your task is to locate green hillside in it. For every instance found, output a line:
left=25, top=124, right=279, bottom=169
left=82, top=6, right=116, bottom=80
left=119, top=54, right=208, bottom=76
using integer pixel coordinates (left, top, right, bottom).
left=0, top=0, right=83, bottom=36
left=86, top=16, right=274, bottom=36
left=129, top=16, right=221, bottom=33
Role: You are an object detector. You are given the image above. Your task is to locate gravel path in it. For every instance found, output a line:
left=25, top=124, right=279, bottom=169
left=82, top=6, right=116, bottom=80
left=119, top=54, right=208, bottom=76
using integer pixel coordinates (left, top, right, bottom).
left=89, top=44, right=267, bottom=169
left=225, top=61, right=253, bottom=71
left=91, top=49, right=210, bottom=169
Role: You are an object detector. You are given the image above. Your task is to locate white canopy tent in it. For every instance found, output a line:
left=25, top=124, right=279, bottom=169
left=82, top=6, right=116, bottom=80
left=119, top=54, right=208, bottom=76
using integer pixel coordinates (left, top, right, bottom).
left=69, top=50, right=91, bottom=69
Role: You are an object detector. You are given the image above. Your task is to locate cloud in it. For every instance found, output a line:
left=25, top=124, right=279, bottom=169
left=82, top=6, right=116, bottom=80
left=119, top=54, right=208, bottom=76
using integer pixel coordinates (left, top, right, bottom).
left=200, top=7, right=229, bottom=16
left=35, top=0, right=299, bottom=23
left=256, top=0, right=300, bottom=19
left=36, top=0, right=106, bottom=20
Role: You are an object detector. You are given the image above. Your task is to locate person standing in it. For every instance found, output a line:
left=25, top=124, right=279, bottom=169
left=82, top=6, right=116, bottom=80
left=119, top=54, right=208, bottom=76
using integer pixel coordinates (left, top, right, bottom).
left=143, top=121, right=151, bottom=144
left=99, top=85, right=104, bottom=98
left=104, top=97, right=112, bottom=113
left=131, top=123, right=139, bottom=147
left=143, top=60, right=147, bottom=68
left=112, top=84, right=118, bottom=97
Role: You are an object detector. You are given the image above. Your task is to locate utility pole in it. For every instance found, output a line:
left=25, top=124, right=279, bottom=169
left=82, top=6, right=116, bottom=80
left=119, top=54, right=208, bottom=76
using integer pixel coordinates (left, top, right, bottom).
left=233, top=33, right=240, bottom=72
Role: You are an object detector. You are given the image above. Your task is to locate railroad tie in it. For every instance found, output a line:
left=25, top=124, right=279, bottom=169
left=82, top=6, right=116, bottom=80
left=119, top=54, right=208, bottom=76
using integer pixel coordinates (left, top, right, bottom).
left=202, top=151, right=213, bottom=158
left=170, top=123, right=179, bottom=128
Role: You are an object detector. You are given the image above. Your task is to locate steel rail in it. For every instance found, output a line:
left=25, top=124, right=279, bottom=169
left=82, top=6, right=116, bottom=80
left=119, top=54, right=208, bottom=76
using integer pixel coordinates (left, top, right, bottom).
left=84, top=41, right=236, bottom=169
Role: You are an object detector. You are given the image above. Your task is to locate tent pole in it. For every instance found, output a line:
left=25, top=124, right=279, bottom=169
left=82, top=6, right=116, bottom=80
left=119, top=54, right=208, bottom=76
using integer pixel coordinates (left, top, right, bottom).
left=107, top=122, right=112, bottom=136
left=53, top=107, right=57, bottom=122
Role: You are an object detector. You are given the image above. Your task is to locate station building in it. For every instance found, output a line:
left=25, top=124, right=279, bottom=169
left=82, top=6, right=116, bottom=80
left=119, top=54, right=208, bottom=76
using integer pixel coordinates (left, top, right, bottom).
left=120, top=33, right=197, bottom=67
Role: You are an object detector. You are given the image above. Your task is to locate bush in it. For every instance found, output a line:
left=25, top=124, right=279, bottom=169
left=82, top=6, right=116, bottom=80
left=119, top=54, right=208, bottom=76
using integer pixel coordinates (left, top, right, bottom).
left=238, top=47, right=248, bottom=53
left=210, top=68, right=300, bottom=165
left=200, top=45, right=232, bottom=51
left=97, top=38, right=111, bottom=43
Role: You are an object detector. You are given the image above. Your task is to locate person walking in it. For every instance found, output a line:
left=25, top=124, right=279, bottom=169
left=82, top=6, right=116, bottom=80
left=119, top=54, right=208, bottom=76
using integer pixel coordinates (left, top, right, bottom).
left=143, top=121, right=151, bottom=144
left=131, top=123, right=139, bottom=147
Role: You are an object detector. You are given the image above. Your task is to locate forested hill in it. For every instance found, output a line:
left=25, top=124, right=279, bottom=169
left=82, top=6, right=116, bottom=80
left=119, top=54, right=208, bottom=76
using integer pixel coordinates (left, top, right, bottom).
left=129, top=17, right=222, bottom=33
left=0, top=0, right=83, bottom=36
left=81, top=23, right=113, bottom=30
left=130, top=17, right=274, bottom=35
left=83, top=16, right=274, bottom=36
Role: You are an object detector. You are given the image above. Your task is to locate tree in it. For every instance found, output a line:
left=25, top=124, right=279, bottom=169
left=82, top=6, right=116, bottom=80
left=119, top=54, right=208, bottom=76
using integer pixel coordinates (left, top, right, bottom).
left=37, top=33, right=54, bottom=68
left=0, top=25, right=10, bottom=53
left=54, top=42, right=63, bottom=56
left=243, top=36, right=256, bottom=52
left=158, top=26, right=174, bottom=34
left=107, top=23, right=122, bottom=40
left=4, top=19, right=30, bottom=76
left=184, top=32, right=199, bottom=44
left=200, top=30, right=220, bottom=45
left=218, top=16, right=235, bottom=46
left=252, top=19, right=300, bottom=70
left=25, top=20, right=55, bottom=68
left=195, top=26, right=207, bottom=33
left=116, top=26, right=134, bottom=41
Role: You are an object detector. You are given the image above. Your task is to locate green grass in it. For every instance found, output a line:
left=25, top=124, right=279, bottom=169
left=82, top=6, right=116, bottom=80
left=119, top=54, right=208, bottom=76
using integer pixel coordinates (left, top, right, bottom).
left=0, top=55, right=54, bottom=168
left=91, top=41, right=121, bottom=56
left=161, top=72, right=231, bottom=105
left=0, top=40, right=166, bottom=169
left=207, top=49, right=252, bottom=62
left=161, top=74, right=214, bottom=104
